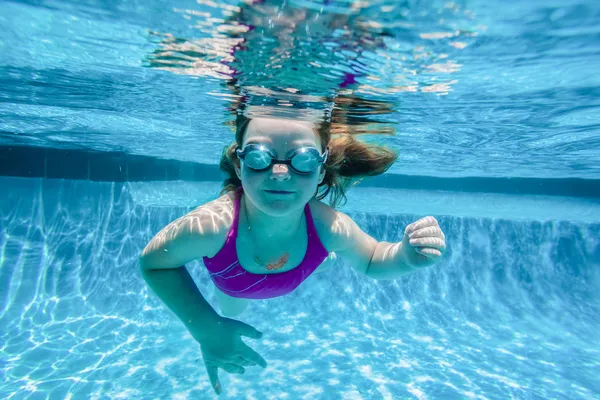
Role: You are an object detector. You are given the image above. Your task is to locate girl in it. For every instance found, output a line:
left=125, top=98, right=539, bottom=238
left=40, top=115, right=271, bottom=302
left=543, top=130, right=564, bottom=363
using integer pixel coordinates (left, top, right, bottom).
left=139, top=113, right=446, bottom=395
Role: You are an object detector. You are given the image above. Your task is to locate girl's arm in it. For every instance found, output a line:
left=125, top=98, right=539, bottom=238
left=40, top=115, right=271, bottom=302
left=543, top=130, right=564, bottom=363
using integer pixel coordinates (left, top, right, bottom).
left=141, top=195, right=267, bottom=395
left=324, top=210, right=445, bottom=280
left=140, top=197, right=233, bottom=339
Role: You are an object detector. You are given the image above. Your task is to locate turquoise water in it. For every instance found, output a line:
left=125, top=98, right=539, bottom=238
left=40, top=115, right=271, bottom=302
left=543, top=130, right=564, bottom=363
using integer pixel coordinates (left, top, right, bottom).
left=1, top=178, right=599, bottom=399
left=2, top=0, right=599, bottom=177
left=1, top=0, right=600, bottom=399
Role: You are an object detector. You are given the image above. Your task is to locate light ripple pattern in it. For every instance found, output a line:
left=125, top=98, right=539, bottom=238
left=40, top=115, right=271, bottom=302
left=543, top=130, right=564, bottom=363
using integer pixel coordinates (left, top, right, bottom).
left=0, top=177, right=599, bottom=399
left=1, top=0, right=599, bottom=178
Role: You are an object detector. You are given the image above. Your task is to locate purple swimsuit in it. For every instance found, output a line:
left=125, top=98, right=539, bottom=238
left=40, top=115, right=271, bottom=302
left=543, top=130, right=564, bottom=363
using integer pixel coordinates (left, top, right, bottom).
left=202, top=188, right=329, bottom=299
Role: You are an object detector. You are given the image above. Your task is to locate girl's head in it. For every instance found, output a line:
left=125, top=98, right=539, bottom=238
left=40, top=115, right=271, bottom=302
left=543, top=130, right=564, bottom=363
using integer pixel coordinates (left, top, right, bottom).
left=229, top=117, right=326, bottom=216
left=220, top=110, right=397, bottom=213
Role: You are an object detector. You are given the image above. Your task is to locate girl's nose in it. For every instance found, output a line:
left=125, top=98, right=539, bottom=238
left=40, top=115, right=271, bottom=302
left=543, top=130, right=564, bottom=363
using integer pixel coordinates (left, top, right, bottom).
left=270, top=163, right=291, bottom=181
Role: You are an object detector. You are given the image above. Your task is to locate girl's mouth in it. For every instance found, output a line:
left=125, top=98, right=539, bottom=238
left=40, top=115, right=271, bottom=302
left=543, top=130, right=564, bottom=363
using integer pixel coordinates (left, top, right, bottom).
left=264, top=190, right=294, bottom=195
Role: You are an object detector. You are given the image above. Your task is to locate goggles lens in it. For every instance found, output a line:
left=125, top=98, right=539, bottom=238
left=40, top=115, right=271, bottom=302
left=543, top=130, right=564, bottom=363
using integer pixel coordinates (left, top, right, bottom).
left=290, top=149, right=320, bottom=173
left=237, top=145, right=327, bottom=174
left=245, top=149, right=272, bottom=169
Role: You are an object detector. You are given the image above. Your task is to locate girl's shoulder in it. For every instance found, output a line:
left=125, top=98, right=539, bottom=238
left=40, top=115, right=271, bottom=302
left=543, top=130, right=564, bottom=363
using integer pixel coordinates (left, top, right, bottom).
left=308, top=198, right=353, bottom=253
left=141, top=191, right=236, bottom=267
left=194, top=193, right=351, bottom=255
left=179, top=191, right=236, bottom=257
left=189, top=190, right=236, bottom=226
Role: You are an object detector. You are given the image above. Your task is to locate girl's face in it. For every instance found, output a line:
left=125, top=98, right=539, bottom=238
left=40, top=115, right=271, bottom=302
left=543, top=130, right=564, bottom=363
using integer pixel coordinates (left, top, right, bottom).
left=235, top=117, right=325, bottom=216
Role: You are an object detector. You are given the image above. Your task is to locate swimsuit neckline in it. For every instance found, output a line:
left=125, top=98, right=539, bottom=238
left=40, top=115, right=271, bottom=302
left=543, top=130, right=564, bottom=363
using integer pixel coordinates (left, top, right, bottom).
left=232, top=188, right=313, bottom=276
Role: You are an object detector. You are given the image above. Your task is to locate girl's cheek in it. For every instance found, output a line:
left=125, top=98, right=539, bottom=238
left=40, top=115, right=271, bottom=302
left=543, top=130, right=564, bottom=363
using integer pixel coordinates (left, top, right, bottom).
left=241, top=168, right=263, bottom=181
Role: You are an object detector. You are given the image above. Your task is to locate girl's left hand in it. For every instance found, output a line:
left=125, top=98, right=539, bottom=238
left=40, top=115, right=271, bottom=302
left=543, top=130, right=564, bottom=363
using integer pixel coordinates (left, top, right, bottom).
left=402, top=216, right=446, bottom=268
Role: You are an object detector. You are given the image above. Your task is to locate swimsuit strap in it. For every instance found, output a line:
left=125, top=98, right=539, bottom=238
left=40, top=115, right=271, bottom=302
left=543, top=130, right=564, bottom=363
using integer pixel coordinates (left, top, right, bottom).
left=304, top=200, right=318, bottom=241
left=227, top=186, right=243, bottom=241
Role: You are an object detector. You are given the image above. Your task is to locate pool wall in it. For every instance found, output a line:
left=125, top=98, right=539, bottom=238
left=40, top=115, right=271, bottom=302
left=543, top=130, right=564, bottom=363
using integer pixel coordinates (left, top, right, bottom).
left=1, top=176, right=599, bottom=398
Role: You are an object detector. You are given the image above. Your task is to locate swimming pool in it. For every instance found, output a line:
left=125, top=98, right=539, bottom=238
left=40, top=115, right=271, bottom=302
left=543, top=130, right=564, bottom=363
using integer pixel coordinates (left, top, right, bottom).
left=1, top=177, right=599, bottom=399
left=1, top=0, right=599, bottom=399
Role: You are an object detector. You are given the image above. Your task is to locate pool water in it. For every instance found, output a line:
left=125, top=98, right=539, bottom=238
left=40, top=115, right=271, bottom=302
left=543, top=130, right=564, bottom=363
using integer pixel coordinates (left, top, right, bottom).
left=1, top=0, right=600, bottom=399
left=1, top=178, right=598, bottom=399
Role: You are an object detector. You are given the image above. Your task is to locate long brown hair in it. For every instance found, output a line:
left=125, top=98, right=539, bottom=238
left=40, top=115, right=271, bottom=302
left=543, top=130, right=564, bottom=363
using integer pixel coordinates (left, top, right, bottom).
left=220, top=98, right=398, bottom=208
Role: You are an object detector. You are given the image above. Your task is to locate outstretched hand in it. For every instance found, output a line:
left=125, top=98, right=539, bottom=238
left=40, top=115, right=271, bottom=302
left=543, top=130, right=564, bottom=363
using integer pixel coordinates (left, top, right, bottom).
left=402, top=216, right=446, bottom=268
left=195, top=317, right=267, bottom=395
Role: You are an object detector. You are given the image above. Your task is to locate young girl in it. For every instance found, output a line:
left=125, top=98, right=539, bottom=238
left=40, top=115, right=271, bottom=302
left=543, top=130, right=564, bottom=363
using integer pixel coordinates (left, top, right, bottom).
left=140, top=114, right=446, bottom=395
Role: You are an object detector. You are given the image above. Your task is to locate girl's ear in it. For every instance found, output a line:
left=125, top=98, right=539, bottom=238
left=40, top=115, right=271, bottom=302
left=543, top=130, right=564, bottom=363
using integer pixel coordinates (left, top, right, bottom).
left=318, top=166, right=326, bottom=184
left=234, top=162, right=242, bottom=180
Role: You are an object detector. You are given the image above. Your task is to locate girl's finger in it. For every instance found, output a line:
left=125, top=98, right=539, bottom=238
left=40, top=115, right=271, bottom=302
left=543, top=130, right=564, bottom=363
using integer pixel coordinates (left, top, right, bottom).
left=416, top=247, right=442, bottom=257
left=221, top=363, right=245, bottom=374
left=233, top=356, right=256, bottom=367
left=409, top=237, right=446, bottom=252
left=204, top=365, right=221, bottom=394
left=405, top=217, right=439, bottom=237
left=240, top=343, right=268, bottom=368
left=410, top=226, right=444, bottom=239
left=411, top=216, right=438, bottom=231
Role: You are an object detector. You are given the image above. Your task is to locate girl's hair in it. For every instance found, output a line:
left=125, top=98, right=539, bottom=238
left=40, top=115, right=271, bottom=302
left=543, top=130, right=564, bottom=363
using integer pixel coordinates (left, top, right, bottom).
left=220, top=99, right=398, bottom=208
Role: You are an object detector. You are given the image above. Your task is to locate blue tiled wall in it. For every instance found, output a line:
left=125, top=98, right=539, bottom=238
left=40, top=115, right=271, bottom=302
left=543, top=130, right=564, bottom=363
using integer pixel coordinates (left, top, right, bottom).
left=1, top=145, right=599, bottom=198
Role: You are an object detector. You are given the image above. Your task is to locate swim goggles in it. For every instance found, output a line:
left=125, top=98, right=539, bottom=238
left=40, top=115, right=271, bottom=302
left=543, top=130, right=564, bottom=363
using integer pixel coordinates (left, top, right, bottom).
left=236, top=144, right=329, bottom=175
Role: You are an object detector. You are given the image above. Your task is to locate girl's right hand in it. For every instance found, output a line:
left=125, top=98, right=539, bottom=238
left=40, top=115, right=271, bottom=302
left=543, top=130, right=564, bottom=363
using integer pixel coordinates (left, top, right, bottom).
left=194, top=316, right=267, bottom=395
